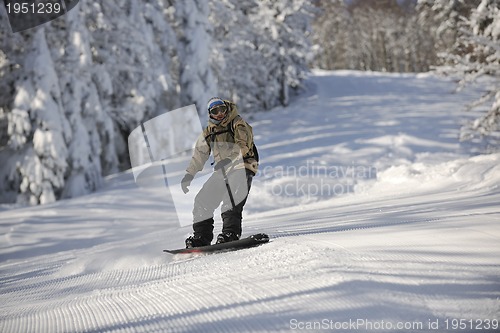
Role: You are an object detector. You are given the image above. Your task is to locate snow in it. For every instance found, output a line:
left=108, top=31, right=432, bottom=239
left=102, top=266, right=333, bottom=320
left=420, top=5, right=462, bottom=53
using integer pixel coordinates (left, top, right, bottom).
left=1, top=71, right=499, bottom=332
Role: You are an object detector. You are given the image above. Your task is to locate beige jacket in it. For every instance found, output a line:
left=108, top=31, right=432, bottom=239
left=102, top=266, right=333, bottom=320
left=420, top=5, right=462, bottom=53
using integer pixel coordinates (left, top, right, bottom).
left=186, top=101, right=258, bottom=176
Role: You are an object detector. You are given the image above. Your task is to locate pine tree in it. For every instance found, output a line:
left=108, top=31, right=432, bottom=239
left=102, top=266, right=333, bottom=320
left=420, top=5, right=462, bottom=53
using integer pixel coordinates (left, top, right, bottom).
left=436, top=0, right=499, bottom=142
left=416, top=0, right=479, bottom=68
left=209, top=0, right=264, bottom=110
left=211, top=0, right=312, bottom=110
left=4, top=29, right=70, bottom=204
left=85, top=0, right=178, bottom=166
left=253, top=0, right=312, bottom=106
left=460, top=0, right=499, bottom=139
left=175, top=0, right=217, bottom=115
left=47, top=5, right=112, bottom=198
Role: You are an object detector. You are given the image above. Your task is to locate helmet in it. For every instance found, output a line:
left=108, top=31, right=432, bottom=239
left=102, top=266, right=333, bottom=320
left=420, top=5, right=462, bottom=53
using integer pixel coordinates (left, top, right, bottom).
left=207, top=97, right=225, bottom=111
left=207, top=97, right=228, bottom=125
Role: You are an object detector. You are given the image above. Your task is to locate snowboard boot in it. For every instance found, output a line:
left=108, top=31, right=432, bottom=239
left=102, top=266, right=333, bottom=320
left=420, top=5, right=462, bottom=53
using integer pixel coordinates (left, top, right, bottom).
left=185, top=235, right=211, bottom=248
left=216, top=232, right=240, bottom=244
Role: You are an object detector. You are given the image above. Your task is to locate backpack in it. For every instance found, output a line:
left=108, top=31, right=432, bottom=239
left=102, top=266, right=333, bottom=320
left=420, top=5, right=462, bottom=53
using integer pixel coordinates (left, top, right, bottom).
left=228, top=116, right=259, bottom=163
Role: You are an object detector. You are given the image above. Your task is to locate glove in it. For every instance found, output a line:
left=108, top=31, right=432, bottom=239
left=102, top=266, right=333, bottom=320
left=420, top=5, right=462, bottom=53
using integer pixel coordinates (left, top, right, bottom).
left=246, top=169, right=256, bottom=178
left=181, top=173, right=194, bottom=194
left=214, top=158, right=232, bottom=171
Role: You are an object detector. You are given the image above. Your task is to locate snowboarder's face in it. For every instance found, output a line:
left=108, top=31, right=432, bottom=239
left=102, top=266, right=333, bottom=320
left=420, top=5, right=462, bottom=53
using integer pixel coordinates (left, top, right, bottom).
left=209, top=105, right=227, bottom=121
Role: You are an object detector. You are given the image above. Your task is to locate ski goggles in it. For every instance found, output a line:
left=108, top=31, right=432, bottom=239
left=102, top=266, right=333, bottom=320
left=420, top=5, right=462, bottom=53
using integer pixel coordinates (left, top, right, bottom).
left=209, top=105, right=227, bottom=116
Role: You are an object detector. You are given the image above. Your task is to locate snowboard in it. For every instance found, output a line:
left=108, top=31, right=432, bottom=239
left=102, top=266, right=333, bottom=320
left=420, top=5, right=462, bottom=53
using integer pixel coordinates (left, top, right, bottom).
left=163, top=233, right=269, bottom=254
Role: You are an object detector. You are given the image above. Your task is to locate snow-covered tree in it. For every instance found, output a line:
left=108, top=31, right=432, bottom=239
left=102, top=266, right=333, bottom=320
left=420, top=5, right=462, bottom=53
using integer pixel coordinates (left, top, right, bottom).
left=434, top=0, right=499, bottom=142
left=209, top=0, right=260, bottom=109
left=45, top=4, right=113, bottom=198
left=312, top=0, right=350, bottom=70
left=459, top=0, right=499, bottom=138
left=175, top=0, right=217, bottom=115
left=0, top=0, right=179, bottom=204
left=313, top=0, right=445, bottom=72
left=84, top=0, right=178, bottom=167
left=211, top=0, right=312, bottom=110
left=416, top=0, right=479, bottom=68
left=2, top=28, right=71, bottom=205
left=257, top=0, right=313, bottom=106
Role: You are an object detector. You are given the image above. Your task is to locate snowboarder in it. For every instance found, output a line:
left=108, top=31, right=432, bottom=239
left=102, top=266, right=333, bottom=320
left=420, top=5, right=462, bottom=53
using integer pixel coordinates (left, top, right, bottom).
left=181, top=97, right=258, bottom=248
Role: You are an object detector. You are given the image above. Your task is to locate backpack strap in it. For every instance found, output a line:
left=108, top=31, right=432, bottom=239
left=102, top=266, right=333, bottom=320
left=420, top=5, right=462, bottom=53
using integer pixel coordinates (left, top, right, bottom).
left=204, top=116, right=240, bottom=142
left=204, top=129, right=231, bottom=143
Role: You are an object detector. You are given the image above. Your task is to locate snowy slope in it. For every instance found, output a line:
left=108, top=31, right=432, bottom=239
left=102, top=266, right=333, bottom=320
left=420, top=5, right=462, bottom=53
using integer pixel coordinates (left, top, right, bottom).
left=1, top=70, right=499, bottom=333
